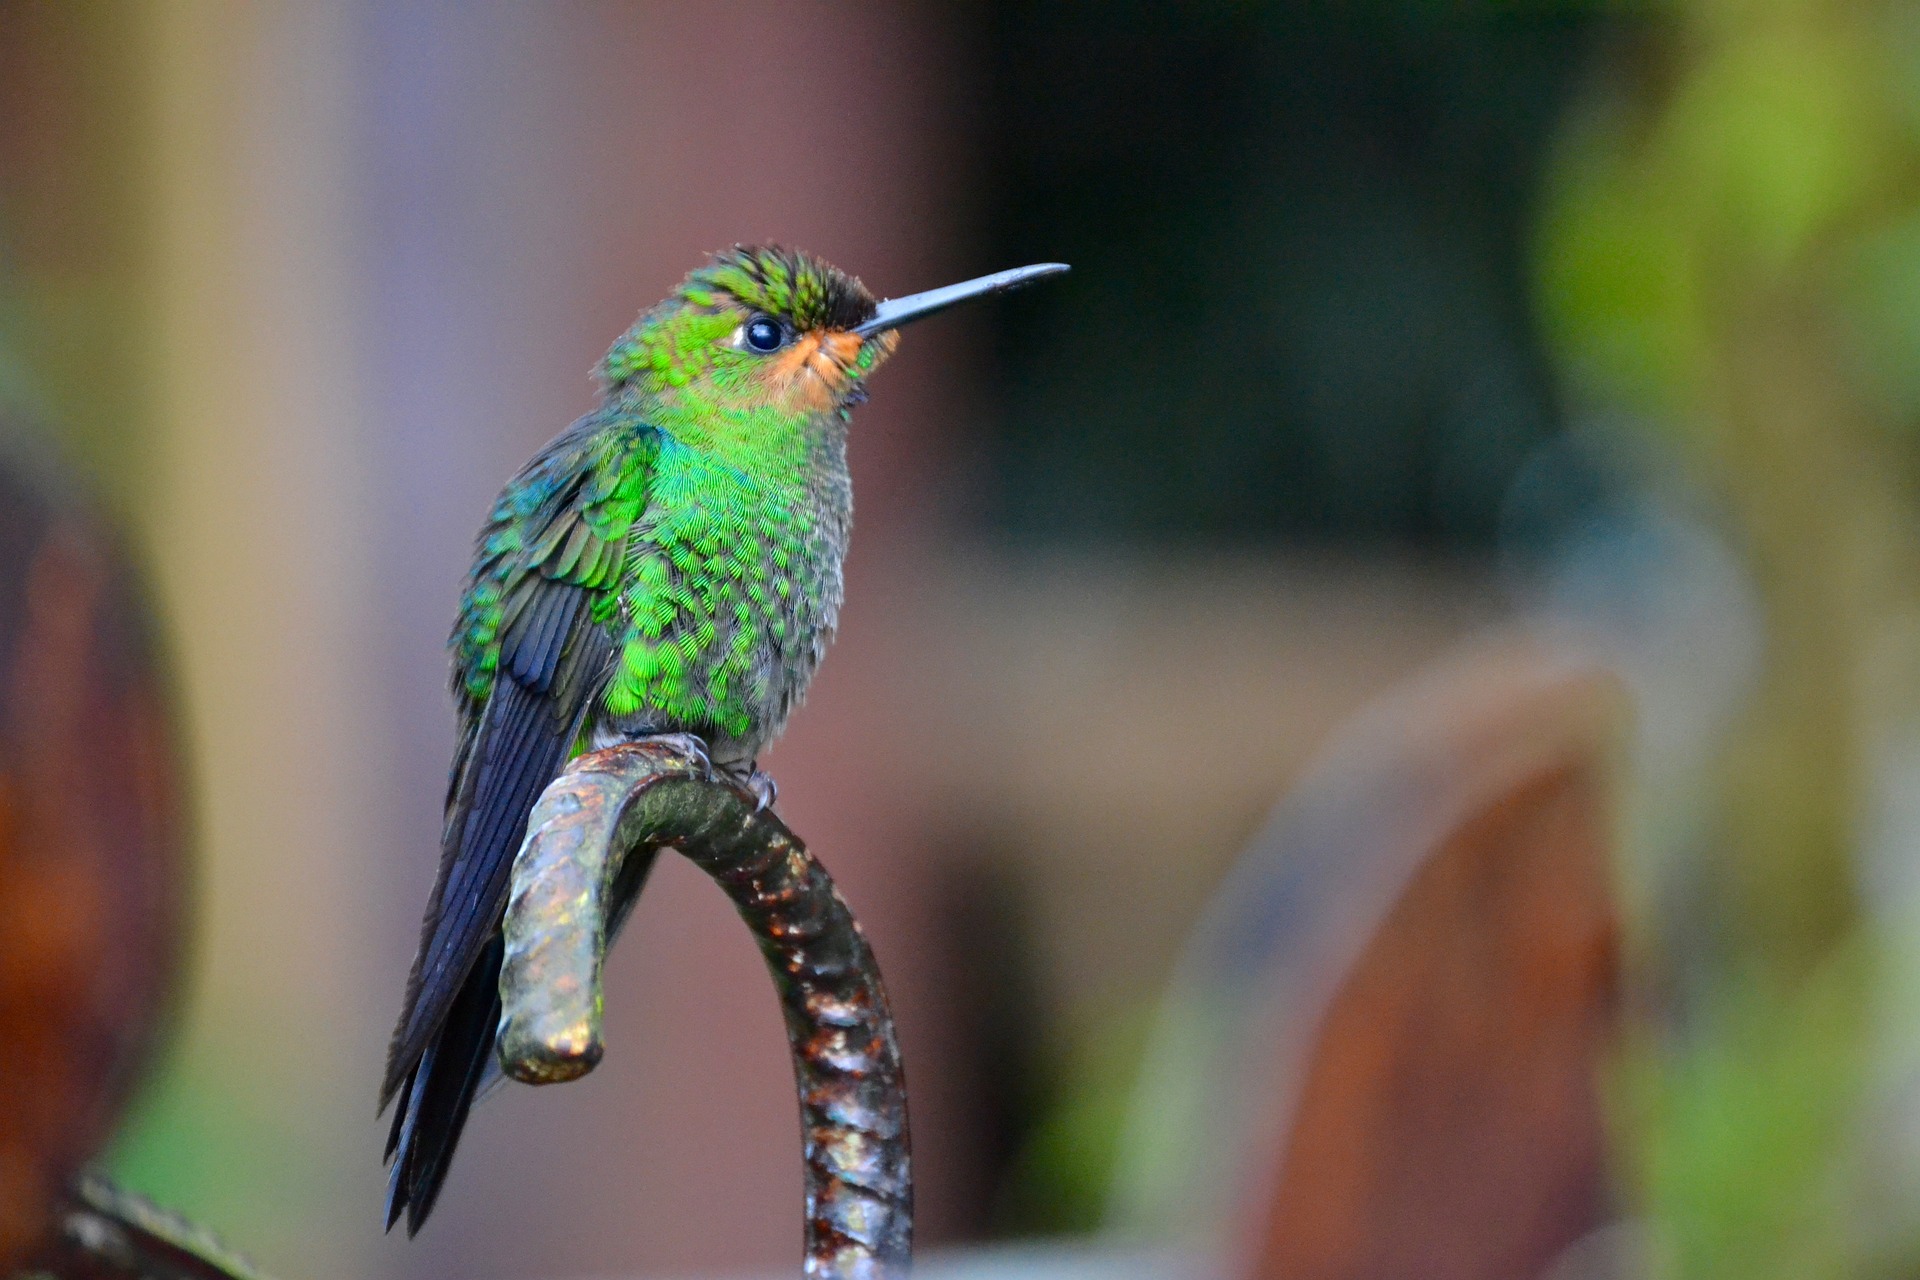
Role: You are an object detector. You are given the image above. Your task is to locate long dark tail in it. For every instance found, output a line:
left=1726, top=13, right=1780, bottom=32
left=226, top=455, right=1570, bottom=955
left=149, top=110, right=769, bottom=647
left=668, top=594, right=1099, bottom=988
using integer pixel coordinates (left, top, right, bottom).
left=382, top=809, right=661, bottom=1235
left=384, top=936, right=504, bottom=1235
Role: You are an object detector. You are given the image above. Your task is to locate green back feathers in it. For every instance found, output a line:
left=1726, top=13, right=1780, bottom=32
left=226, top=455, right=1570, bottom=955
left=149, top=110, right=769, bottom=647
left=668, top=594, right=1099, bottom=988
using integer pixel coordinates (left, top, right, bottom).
left=453, top=419, right=655, bottom=705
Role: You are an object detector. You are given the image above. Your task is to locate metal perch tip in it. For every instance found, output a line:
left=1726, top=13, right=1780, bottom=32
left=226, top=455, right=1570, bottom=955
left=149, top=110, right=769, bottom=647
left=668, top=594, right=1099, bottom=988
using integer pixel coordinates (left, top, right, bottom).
left=498, top=740, right=912, bottom=1279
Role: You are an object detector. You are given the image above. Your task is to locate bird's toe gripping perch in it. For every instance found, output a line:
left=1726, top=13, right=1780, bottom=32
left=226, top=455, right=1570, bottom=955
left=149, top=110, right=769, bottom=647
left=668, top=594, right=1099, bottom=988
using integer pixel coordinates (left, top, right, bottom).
left=497, top=740, right=912, bottom=1277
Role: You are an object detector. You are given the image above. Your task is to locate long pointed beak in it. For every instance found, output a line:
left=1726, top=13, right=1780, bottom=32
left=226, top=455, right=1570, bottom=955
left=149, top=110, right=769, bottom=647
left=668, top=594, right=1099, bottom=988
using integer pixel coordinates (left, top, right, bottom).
left=852, top=263, right=1070, bottom=337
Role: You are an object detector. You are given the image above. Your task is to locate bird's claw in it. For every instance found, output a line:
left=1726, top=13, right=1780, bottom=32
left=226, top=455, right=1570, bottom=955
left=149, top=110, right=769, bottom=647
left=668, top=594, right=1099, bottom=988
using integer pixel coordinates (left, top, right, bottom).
left=644, top=731, right=714, bottom=780
left=637, top=736, right=771, bottom=808
left=721, top=763, right=778, bottom=812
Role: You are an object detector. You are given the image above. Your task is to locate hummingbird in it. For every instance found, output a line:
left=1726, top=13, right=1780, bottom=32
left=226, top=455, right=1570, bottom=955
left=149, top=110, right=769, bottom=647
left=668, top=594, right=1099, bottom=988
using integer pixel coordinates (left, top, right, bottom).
left=379, top=245, right=1067, bottom=1233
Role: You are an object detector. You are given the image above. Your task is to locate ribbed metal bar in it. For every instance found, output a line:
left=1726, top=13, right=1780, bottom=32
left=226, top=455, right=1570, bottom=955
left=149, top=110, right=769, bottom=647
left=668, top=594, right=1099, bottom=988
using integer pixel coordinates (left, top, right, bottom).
left=499, top=741, right=912, bottom=1278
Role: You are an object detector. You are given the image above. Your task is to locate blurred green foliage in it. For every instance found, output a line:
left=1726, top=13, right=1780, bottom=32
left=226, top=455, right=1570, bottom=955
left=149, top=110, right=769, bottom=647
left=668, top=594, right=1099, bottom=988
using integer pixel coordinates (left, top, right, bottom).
left=991, top=1003, right=1159, bottom=1239
left=1538, top=1, right=1920, bottom=1274
left=1620, top=950, right=1874, bottom=1280
left=1536, top=0, right=1920, bottom=427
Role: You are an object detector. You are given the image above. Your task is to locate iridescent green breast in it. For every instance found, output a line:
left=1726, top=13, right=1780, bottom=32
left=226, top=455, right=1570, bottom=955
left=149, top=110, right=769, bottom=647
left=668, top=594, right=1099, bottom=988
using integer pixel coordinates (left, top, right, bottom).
left=594, top=431, right=846, bottom=761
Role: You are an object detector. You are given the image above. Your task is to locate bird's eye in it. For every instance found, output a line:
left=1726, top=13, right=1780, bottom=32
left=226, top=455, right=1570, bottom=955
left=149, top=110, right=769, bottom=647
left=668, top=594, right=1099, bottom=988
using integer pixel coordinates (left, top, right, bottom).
left=744, top=316, right=785, bottom=353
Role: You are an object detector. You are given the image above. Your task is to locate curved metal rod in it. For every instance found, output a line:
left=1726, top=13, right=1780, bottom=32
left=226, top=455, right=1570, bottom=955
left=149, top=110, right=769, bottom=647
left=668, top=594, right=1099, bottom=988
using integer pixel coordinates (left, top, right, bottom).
left=498, top=741, right=911, bottom=1279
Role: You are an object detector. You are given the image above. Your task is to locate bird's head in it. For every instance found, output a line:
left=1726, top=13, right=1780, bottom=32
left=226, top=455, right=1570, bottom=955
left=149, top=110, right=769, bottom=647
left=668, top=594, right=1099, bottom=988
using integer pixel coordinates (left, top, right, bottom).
left=600, top=245, right=1066, bottom=422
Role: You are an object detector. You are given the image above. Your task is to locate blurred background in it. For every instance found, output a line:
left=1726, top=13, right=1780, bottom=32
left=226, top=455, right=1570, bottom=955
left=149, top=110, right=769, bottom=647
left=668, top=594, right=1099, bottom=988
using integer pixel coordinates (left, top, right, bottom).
left=6, top=2, right=1920, bottom=1277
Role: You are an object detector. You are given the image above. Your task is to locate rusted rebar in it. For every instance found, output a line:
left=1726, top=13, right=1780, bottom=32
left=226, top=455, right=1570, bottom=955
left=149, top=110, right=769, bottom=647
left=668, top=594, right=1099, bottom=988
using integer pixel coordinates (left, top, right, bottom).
left=498, top=741, right=912, bottom=1279
left=26, top=1174, right=270, bottom=1280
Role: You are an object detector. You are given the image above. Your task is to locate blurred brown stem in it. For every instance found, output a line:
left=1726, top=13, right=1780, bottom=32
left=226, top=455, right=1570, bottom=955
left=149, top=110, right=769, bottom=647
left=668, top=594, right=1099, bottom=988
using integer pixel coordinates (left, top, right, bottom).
left=497, top=741, right=912, bottom=1279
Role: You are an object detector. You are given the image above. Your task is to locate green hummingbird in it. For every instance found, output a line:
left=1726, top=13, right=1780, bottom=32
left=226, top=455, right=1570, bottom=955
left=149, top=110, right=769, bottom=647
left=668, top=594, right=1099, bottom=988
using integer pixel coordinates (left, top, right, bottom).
left=380, top=245, right=1067, bottom=1233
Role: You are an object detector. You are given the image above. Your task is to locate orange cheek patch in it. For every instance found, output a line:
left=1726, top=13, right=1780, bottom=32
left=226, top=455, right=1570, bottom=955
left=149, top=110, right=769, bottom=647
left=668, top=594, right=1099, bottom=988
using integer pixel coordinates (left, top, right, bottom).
left=769, top=333, right=823, bottom=385
left=756, top=330, right=884, bottom=414
left=817, top=331, right=863, bottom=367
left=786, top=330, right=871, bottom=414
left=764, top=333, right=835, bottom=413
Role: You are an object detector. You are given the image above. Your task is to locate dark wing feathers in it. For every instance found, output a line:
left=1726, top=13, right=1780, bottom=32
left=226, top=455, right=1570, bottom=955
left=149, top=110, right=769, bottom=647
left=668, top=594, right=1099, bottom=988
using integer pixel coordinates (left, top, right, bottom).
left=422, top=682, right=568, bottom=1006
left=384, top=422, right=648, bottom=1100
left=385, top=937, right=505, bottom=1233
left=381, top=419, right=651, bottom=1233
left=502, top=579, right=589, bottom=691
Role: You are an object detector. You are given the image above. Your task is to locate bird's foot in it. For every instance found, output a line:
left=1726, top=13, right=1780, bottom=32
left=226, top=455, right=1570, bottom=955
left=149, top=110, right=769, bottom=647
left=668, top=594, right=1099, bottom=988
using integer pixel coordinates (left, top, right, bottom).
left=720, top=761, right=778, bottom=812
left=642, top=731, right=714, bottom=780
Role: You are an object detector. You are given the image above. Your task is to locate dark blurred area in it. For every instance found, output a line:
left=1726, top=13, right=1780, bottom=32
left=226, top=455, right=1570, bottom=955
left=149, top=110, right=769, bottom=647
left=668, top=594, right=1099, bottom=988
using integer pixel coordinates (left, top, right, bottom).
left=977, top=3, right=1603, bottom=547
left=6, top=2, right=1920, bottom=1279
